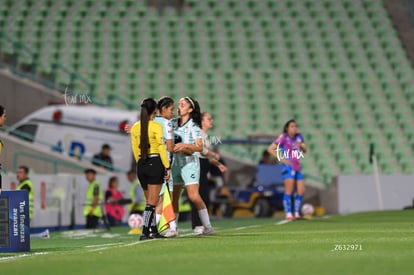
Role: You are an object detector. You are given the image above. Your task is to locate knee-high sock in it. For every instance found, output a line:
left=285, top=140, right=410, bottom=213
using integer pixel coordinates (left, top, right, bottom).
left=169, top=219, right=177, bottom=231
left=142, top=205, right=155, bottom=235
left=198, top=208, right=212, bottom=228
left=150, top=210, right=158, bottom=234
left=294, top=195, right=303, bottom=216
left=173, top=212, right=179, bottom=230
left=283, top=194, right=292, bottom=216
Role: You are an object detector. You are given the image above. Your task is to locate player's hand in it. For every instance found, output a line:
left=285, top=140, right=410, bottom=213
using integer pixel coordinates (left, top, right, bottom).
left=164, top=169, right=170, bottom=180
left=173, top=143, right=187, bottom=153
left=281, top=159, right=290, bottom=166
left=173, top=143, right=183, bottom=152
left=218, top=164, right=227, bottom=173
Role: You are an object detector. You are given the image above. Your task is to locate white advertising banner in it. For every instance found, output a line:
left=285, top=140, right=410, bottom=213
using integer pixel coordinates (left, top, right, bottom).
left=2, top=173, right=134, bottom=229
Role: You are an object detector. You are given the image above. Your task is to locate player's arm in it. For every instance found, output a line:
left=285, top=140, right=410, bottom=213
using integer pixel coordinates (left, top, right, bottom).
left=174, top=138, right=203, bottom=154
left=296, top=133, right=307, bottom=153
left=154, top=124, right=171, bottom=177
left=201, top=145, right=220, bottom=160
left=130, top=123, right=140, bottom=162
left=210, top=158, right=228, bottom=173
left=89, top=185, right=100, bottom=215
left=267, top=143, right=278, bottom=159
left=267, top=142, right=289, bottom=165
left=202, top=145, right=226, bottom=170
left=166, top=139, right=174, bottom=153
left=174, top=125, right=203, bottom=154
left=298, top=142, right=307, bottom=153
left=164, top=120, right=175, bottom=153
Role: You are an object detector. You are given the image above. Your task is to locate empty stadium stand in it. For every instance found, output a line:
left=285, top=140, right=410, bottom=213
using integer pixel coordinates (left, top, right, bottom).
left=1, top=0, right=413, bottom=181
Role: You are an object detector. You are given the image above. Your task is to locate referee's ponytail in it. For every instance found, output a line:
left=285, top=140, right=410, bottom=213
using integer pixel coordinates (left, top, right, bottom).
left=140, top=98, right=157, bottom=160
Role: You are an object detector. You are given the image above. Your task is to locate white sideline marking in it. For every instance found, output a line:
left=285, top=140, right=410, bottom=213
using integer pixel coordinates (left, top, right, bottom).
left=86, top=243, right=119, bottom=248
left=234, top=225, right=260, bottom=231
left=0, top=252, right=49, bottom=262
left=276, top=219, right=292, bottom=225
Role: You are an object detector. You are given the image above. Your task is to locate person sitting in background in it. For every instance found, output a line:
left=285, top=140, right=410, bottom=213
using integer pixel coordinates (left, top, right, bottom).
left=259, top=150, right=273, bottom=164
left=104, top=176, right=125, bottom=226
left=92, top=144, right=113, bottom=171
left=127, top=169, right=146, bottom=215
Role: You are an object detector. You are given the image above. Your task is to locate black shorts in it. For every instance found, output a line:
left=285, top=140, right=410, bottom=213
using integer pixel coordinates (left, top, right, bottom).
left=136, top=156, right=165, bottom=190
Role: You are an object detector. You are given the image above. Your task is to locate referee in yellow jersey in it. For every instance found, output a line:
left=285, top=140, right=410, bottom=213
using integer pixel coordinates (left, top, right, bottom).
left=130, top=98, right=171, bottom=240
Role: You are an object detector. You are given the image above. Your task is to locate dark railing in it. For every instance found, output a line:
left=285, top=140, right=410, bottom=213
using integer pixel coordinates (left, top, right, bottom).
left=0, top=31, right=135, bottom=109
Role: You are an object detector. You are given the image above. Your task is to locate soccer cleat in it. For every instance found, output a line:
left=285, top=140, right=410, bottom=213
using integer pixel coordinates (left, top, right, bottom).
left=150, top=233, right=166, bottom=239
left=294, top=214, right=303, bottom=220
left=193, top=226, right=204, bottom=236
left=285, top=214, right=295, bottom=220
left=164, top=229, right=179, bottom=238
left=139, top=234, right=152, bottom=241
left=202, top=227, right=215, bottom=236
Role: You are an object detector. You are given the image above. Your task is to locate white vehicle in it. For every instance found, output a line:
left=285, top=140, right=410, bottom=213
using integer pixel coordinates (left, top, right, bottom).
left=9, top=104, right=138, bottom=171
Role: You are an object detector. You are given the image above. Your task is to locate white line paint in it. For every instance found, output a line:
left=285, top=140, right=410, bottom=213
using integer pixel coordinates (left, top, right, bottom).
left=85, top=243, right=120, bottom=248
left=276, top=219, right=293, bottom=225
left=0, top=252, right=49, bottom=262
left=234, top=225, right=260, bottom=231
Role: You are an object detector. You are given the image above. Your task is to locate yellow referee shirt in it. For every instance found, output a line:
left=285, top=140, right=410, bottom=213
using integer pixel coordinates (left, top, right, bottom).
left=131, top=120, right=170, bottom=169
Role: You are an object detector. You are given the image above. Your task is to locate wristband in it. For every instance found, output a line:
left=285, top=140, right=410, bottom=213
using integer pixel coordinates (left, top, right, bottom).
left=202, top=147, right=209, bottom=156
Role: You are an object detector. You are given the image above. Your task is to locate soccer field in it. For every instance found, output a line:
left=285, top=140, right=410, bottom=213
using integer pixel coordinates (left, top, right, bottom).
left=1, top=210, right=413, bottom=275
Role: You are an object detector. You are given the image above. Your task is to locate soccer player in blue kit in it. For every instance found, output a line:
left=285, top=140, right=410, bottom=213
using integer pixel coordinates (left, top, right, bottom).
left=268, top=119, right=307, bottom=220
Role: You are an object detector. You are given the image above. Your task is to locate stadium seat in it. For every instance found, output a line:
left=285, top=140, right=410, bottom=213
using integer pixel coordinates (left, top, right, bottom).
left=0, top=0, right=412, bottom=180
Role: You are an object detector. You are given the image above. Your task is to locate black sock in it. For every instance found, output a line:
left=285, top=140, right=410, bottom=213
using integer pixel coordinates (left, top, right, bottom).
left=142, top=205, right=155, bottom=236
left=150, top=210, right=158, bottom=235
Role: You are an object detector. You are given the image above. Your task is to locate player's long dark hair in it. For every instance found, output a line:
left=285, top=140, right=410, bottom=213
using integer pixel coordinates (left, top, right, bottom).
left=157, top=96, right=174, bottom=112
left=283, top=119, right=296, bottom=134
left=0, top=105, right=5, bottom=117
left=184, top=96, right=201, bottom=128
left=140, top=98, right=157, bottom=160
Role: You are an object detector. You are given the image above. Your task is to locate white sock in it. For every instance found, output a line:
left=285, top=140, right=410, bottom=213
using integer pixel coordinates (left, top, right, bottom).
left=198, top=208, right=212, bottom=228
left=169, top=220, right=177, bottom=231
left=156, top=214, right=161, bottom=225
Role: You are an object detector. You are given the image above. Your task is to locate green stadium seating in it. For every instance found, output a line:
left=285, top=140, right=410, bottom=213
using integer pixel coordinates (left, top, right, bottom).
left=1, top=0, right=413, bottom=179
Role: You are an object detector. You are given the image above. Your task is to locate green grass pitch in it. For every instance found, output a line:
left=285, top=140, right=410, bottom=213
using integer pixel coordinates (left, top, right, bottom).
left=1, top=210, right=414, bottom=275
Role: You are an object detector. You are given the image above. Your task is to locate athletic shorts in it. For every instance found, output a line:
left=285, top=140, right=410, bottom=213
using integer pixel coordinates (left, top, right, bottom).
left=172, top=159, right=200, bottom=186
left=281, top=164, right=304, bottom=181
left=136, top=156, right=165, bottom=190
